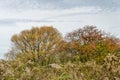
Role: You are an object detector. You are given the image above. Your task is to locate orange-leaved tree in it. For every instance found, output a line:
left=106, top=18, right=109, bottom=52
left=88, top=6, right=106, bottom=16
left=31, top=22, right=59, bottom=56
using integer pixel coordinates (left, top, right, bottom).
left=64, top=25, right=120, bottom=62
left=65, top=25, right=104, bottom=54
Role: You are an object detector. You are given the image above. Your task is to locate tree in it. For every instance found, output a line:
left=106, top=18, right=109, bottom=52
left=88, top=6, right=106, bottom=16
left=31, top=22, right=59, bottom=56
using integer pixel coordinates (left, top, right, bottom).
left=64, top=25, right=120, bottom=62
left=65, top=25, right=104, bottom=53
left=7, top=26, right=63, bottom=61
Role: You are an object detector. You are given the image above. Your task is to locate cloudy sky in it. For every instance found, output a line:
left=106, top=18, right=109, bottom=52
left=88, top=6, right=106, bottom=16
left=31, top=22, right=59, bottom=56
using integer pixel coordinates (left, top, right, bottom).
left=0, top=0, right=120, bottom=58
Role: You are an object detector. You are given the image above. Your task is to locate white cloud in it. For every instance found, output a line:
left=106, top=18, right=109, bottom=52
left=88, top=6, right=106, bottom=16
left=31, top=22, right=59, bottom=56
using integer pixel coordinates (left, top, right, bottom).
left=0, top=6, right=102, bottom=20
left=0, top=0, right=120, bottom=59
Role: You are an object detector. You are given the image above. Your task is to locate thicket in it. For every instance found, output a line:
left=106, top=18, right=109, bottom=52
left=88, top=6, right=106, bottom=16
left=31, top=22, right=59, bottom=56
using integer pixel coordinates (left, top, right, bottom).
left=1, top=25, right=120, bottom=80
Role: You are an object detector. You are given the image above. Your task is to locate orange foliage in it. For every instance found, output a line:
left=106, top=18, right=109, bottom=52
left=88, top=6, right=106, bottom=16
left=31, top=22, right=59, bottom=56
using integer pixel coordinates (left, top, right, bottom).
left=64, top=25, right=120, bottom=61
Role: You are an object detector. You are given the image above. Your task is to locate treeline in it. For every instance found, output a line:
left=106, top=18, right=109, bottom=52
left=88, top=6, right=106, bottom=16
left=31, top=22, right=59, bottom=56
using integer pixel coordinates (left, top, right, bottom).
left=5, top=25, right=120, bottom=63
left=0, top=25, right=120, bottom=80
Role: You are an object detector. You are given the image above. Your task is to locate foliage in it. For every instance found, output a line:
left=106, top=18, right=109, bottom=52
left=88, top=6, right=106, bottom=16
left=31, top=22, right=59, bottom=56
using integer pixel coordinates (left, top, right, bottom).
left=2, top=25, right=120, bottom=80
left=6, top=26, right=63, bottom=61
left=64, top=25, right=120, bottom=62
left=0, top=53, right=120, bottom=80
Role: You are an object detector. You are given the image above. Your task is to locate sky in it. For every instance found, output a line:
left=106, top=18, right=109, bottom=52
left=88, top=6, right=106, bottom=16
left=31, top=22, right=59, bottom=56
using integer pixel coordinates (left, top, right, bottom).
left=0, top=0, right=120, bottom=59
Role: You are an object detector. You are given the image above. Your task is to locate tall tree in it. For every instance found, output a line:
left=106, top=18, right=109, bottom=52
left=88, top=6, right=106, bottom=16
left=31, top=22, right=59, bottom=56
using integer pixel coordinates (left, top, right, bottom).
left=7, top=26, right=63, bottom=61
left=64, top=25, right=120, bottom=62
left=65, top=25, right=104, bottom=53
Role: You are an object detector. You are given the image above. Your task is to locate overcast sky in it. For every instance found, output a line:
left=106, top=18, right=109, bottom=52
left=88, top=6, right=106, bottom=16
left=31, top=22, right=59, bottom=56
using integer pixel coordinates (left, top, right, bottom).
left=0, top=0, right=120, bottom=59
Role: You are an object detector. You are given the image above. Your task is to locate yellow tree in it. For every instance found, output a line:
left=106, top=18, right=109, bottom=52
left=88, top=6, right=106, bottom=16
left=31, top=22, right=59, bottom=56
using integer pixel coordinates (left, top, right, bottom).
left=7, top=26, right=63, bottom=61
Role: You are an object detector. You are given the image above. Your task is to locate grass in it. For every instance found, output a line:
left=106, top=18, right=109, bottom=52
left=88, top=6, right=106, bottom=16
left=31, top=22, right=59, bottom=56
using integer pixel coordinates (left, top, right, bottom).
left=0, top=52, right=120, bottom=80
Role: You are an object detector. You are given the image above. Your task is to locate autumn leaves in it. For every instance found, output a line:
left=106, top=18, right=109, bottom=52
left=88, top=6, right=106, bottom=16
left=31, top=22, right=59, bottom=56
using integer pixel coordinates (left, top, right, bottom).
left=6, top=25, right=120, bottom=62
